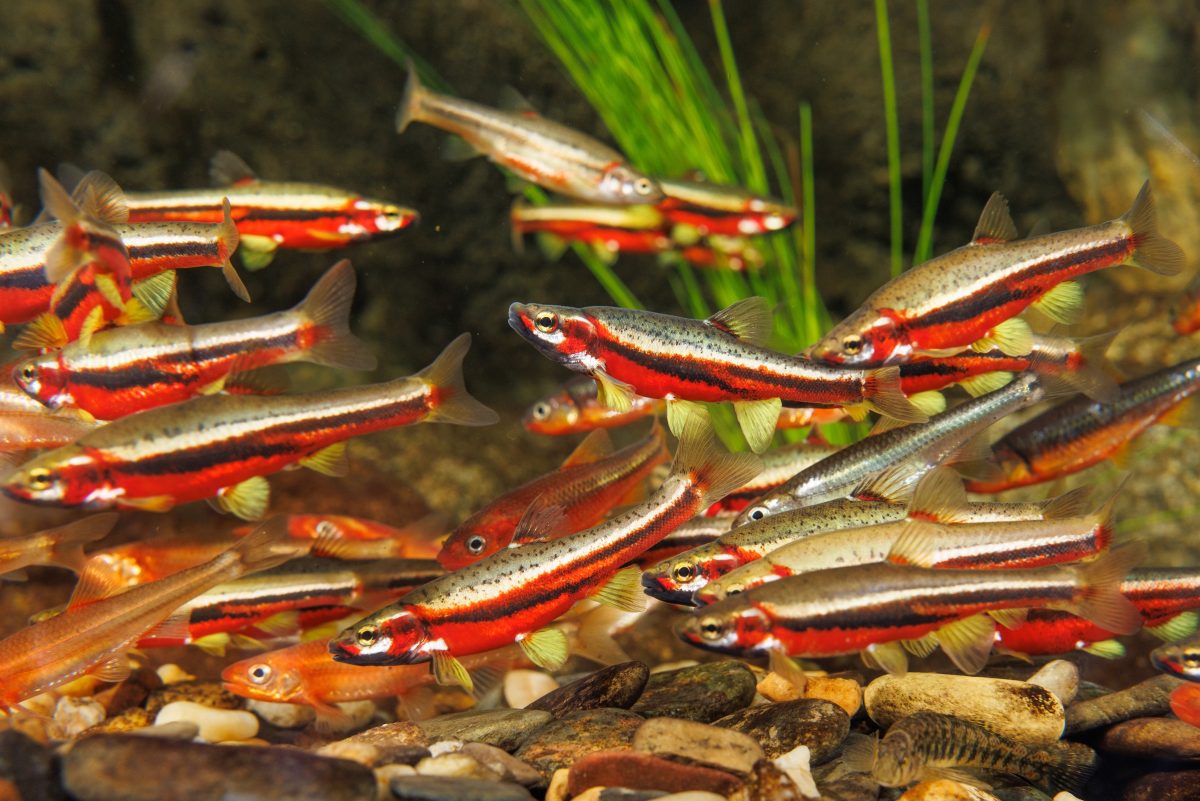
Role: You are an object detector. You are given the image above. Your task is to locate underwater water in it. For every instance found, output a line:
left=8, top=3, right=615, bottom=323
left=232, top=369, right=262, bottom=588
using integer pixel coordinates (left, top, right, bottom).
left=0, top=1, right=1199, bottom=799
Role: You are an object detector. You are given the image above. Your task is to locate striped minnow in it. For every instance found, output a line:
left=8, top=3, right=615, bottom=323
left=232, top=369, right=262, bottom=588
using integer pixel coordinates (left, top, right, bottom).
left=708, top=440, right=840, bottom=514
left=0, top=333, right=497, bottom=520
left=14, top=260, right=376, bottom=420
left=508, top=297, right=925, bottom=453
left=656, top=177, right=797, bottom=237
left=675, top=543, right=1143, bottom=675
left=122, top=150, right=418, bottom=271
left=735, top=373, right=1048, bottom=524
left=0, top=519, right=307, bottom=713
left=635, top=511, right=736, bottom=568
left=646, top=467, right=1082, bottom=604
left=841, top=712, right=1096, bottom=794
left=1000, top=568, right=1200, bottom=659
left=328, top=420, right=760, bottom=691
left=398, top=66, right=661, bottom=205
left=234, top=512, right=448, bottom=561
left=809, top=182, right=1183, bottom=366
left=437, top=423, right=669, bottom=569
left=966, top=357, right=1200, bottom=493
left=0, top=366, right=97, bottom=451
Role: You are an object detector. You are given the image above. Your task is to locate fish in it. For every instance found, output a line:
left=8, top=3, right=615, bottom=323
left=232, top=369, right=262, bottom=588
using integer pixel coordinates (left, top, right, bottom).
left=234, top=512, right=448, bottom=561
left=510, top=200, right=668, bottom=264
left=736, top=373, right=1048, bottom=524
left=678, top=236, right=766, bottom=273
left=675, top=543, right=1143, bottom=675
left=0, top=333, right=498, bottom=520
left=437, top=423, right=669, bottom=569
left=121, top=151, right=419, bottom=271
left=965, top=357, right=1200, bottom=493
left=1154, top=636, right=1200, bottom=682
left=652, top=467, right=1086, bottom=604
left=328, top=419, right=760, bottom=691
left=1172, top=277, right=1200, bottom=336
left=14, top=259, right=376, bottom=420
left=634, top=511, right=736, bottom=568
left=508, top=297, right=925, bottom=452
left=79, top=532, right=239, bottom=594
left=841, top=712, right=1096, bottom=794
left=808, top=182, right=1183, bottom=366
left=0, top=367, right=98, bottom=451
left=1171, top=683, right=1200, bottom=728
left=695, top=475, right=1097, bottom=605
left=656, top=177, right=798, bottom=237
left=398, top=66, right=661, bottom=204
left=0, top=518, right=306, bottom=712
left=999, top=568, right=1200, bottom=659
left=707, top=440, right=840, bottom=515
left=0, top=514, right=117, bottom=579
left=897, top=331, right=1117, bottom=402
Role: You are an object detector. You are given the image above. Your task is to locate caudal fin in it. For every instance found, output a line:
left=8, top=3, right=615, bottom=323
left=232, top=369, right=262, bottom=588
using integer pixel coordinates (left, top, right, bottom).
left=46, top=513, right=120, bottom=573
left=295, top=260, right=377, bottom=371
left=230, top=516, right=312, bottom=575
left=1122, top=181, right=1185, bottom=276
left=670, top=416, right=762, bottom=508
left=418, top=333, right=500, bottom=427
left=864, top=365, right=928, bottom=424
left=216, top=198, right=251, bottom=302
left=396, top=60, right=427, bottom=134
left=1071, top=540, right=1146, bottom=635
left=1041, top=331, right=1118, bottom=403
left=1037, top=742, right=1099, bottom=795
left=39, top=169, right=89, bottom=284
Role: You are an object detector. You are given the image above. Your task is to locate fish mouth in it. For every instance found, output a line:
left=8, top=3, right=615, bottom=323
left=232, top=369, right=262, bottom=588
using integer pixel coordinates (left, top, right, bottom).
left=640, top=570, right=700, bottom=606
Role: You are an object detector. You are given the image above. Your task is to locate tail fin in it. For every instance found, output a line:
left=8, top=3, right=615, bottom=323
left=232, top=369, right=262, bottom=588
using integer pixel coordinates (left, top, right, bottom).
left=1087, top=477, right=1126, bottom=552
left=1036, top=743, right=1099, bottom=796
left=1053, top=331, right=1119, bottom=403
left=217, top=198, right=250, bottom=302
left=417, top=333, right=499, bottom=427
left=863, top=366, right=928, bottom=424
left=396, top=60, right=427, bottom=134
left=230, top=516, right=311, bottom=575
left=295, top=260, right=377, bottom=371
left=1122, top=181, right=1185, bottom=275
left=1071, top=541, right=1146, bottom=635
left=46, top=513, right=119, bottom=573
left=39, top=168, right=90, bottom=284
left=670, top=416, right=762, bottom=508
left=71, top=171, right=129, bottom=225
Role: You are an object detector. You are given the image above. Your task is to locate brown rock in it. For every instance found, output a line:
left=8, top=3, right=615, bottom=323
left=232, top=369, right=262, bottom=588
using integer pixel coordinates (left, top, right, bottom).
left=631, top=662, right=756, bottom=723
left=1065, top=674, right=1184, bottom=735
left=803, top=676, right=862, bottom=718
left=736, top=758, right=809, bottom=801
left=326, top=721, right=430, bottom=760
left=92, top=666, right=162, bottom=715
left=567, top=750, right=742, bottom=797
left=83, top=707, right=153, bottom=735
left=528, top=662, right=650, bottom=716
left=459, top=743, right=542, bottom=787
left=1100, top=717, right=1200, bottom=762
left=515, top=708, right=644, bottom=783
left=633, top=717, right=764, bottom=775
left=714, top=699, right=849, bottom=762
left=144, top=681, right=242, bottom=716
left=419, top=709, right=551, bottom=752
left=1123, top=769, right=1200, bottom=801
left=896, top=779, right=1001, bottom=799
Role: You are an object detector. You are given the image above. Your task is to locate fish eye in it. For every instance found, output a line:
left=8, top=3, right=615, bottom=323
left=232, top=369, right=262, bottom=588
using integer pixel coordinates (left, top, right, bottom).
left=248, top=664, right=272, bottom=684
left=531, top=403, right=551, bottom=421
left=634, top=178, right=654, bottom=196
left=356, top=625, right=380, bottom=646
left=698, top=618, right=725, bottom=640
left=534, top=312, right=558, bottom=333
left=27, top=468, right=52, bottom=490
left=466, top=535, right=487, bottom=555
left=672, top=563, right=694, bottom=582
left=841, top=335, right=864, bottom=355
left=19, top=365, right=35, bottom=382
left=1183, top=651, right=1200, bottom=668
left=727, top=584, right=744, bottom=596
left=746, top=506, right=767, bottom=521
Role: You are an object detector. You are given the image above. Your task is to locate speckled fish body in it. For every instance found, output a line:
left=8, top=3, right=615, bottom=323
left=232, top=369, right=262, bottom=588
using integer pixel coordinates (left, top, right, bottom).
left=635, top=511, right=736, bottom=568
left=656, top=177, right=797, bottom=237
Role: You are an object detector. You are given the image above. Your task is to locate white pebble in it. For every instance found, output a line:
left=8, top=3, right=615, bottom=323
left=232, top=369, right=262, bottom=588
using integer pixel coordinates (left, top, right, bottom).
left=426, top=739, right=464, bottom=757
left=245, top=698, right=315, bottom=729
left=1028, top=660, right=1080, bottom=706
left=504, top=670, right=558, bottom=709
left=154, top=701, right=258, bottom=743
left=773, top=744, right=820, bottom=800
left=1053, top=794, right=1085, bottom=801
left=51, top=696, right=106, bottom=739
left=155, top=664, right=195, bottom=685
left=415, top=752, right=502, bottom=781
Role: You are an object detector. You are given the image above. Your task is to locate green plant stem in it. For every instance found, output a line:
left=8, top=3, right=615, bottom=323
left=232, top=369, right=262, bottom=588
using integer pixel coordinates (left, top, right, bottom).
left=874, top=0, right=903, bottom=278
left=323, top=0, right=451, bottom=92
left=917, top=0, right=935, bottom=205
left=913, top=22, right=991, bottom=264
left=799, top=102, right=821, bottom=346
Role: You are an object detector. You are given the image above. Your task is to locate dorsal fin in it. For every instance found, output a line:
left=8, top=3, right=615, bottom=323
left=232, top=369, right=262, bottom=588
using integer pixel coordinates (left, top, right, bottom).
left=561, top=429, right=614, bottom=468
left=971, top=192, right=1017, bottom=244
left=210, top=150, right=258, bottom=186
left=71, top=171, right=129, bottom=225
left=705, top=297, right=772, bottom=346
left=497, top=86, right=540, bottom=117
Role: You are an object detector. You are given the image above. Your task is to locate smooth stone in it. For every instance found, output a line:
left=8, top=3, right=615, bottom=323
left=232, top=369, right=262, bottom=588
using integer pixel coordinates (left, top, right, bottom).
left=577, top=790, right=673, bottom=801
left=713, top=699, right=850, bottom=762
left=245, top=698, right=315, bottom=729
left=144, top=681, right=242, bottom=716
left=515, top=708, right=644, bottom=782
left=773, top=745, right=819, bottom=799
left=460, top=742, right=542, bottom=786
left=154, top=701, right=259, bottom=743
left=389, top=775, right=535, bottom=801
left=803, top=676, right=862, bottom=718
left=897, top=779, right=1002, bottom=800
left=633, top=717, right=764, bottom=775
left=566, top=750, right=742, bottom=797
left=865, top=673, right=1064, bottom=746
left=50, top=696, right=106, bottom=740
left=416, top=752, right=503, bottom=781
left=1121, top=769, right=1200, bottom=801
left=93, top=666, right=163, bottom=715
left=420, top=709, right=551, bottom=752
left=62, top=734, right=375, bottom=801
left=738, top=758, right=812, bottom=800
left=504, top=670, right=559, bottom=710
left=83, top=707, right=153, bottom=735
left=1052, top=793, right=1084, bottom=801
left=631, top=662, right=756, bottom=723
left=1065, top=674, right=1186, bottom=734
left=1099, top=717, right=1200, bottom=761
left=130, top=722, right=201, bottom=740
left=321, top=722, right=430, bottom=766
left=0, top=730, right=65, bottom=801
left=1028, top=660, right=1080, bottom=706
left=757, top=672, right=804, bottom=703
left=528, top=662, right=650, bottom=717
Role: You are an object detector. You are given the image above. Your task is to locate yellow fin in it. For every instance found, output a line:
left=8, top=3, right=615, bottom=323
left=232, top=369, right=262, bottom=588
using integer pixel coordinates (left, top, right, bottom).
left=118, top=297, right=158, bottom=326
left=94, top=272, right=125, bottom=310
left=1032, top=280, right=1085, bottom=325
left=971, top=317, right=1032, bottom=356
left=902, top=634, right=939, bottom=658
left=1082, top=639, right=1126, bottom=659
left=119, top=494, right=176, bottom=513
left=907, top=466, right=969, bottom=523
left=1071, top=541, right=1145, bottom=634
left=886, top=520, right=940, bottom=567
left=199, top=376, right=228, bottom=395
left=131, top=270, right=175, bottom=319
left=1147, top=611, right=1199, bottom=642
left=862, top=641, right=908, bottom=675
left=594, top=369, right=637, bottom=412
left=908, top=390, right=946, bottom=417
left=733, top=397, right=781, bottom=453
left=591, top=565, right=646, bottom=612
left=191, top=633, right=231, bottom=657
left=958, top=370, right=1014, bottom=397
left=301, top=442, right=350, bottom=477
left=518, top=627, right=569, bottom=672
left=535, top=233, right=568, bottom=262
left=238, top=234, right=278, bottom=271
left=254, top=611, right=302, bottom=638
left=212, top=476, right=271, bottom=521
left=768, top=650, right=808, bottom=692
left=560, top=429, right=614, bottom=468
left=13, top=313, right=68, bottom=350
left=1040, top=485, right=1093, bottom=520
left=864, top=365, right=927, bottom=423
left=851, top=463, right=919, bottom=503
left=76, top=304, right=106, bottom=348
left=935, top=614, right=996, bottom=674
left=705, top=297, right=773, bottom=346
left=432, top=651, right=473, bottom=692
left=665, top=399, right=708, bottom=439
left=987, top=608, right=1029, bottom=630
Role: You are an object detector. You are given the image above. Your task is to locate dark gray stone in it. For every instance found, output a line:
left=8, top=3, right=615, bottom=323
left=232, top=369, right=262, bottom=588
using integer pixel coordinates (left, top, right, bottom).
left=389, top=775, right=535, bottom=801
left=514, top=707, right=644, bottom=782
left=630, top=661, right=756, bottom=723
left=1100, top=717, right=1200, bottom=762
left=1123, top=769, right=1200, bottom=801
left=418, top=709, right=552, bottom=753
left=714, top=699, right=850, bottom=762
left=1066, top=674, right=1185, bottom=734
left=527, top=662, right=649, bottom=716
left=0, top=729, right=65, bottom=801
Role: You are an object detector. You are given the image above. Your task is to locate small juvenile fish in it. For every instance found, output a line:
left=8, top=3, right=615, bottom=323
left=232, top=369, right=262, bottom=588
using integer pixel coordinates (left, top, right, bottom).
left=235, top=512, right=448, bottom=561
left=509, top=297, right=925, bottom=452
left=678, top=236, right=766, bottom=273
left=0, top=368, right=98, bottom=451
left=0, top=519, right=306, bottom=712
left=656, top=177, right=797, bottom=238
left=966, top=357, right=1200, bottom=493
left=676, top=543, right=1142, bottom=675
left=842, top=712, right=1096, bottom=794
left=635, top=511, right=735, bottom=568
left=14, top=259, right=376, bottom=419
left=123, top=150, right=418, bottom=270
left=438, top=424, right=669, bottom=569
left=0, top=514, right=117, bottom=579
left=79, top=533, right=238, bottom=594
left=398, top=66, right=661, bottom=205
left=329, top=420, right=759, bottom=691
left=809, top=182, right=1182, bottom=366
left=1, top=333, right=497, bottom=520
left=736, top=373, right=1047, bottom=524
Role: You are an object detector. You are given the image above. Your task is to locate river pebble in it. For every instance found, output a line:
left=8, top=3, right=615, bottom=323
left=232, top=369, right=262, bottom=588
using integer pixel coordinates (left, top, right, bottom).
left=1027, top=660, right=1080, bottom=706
left=389, top=774, right=536, bottom=801
left=154, top=701, right=258, bottom=743
left=420, top=709, right=552, bottom=752
left=1065, top=673, right=1186, bottom=734
left=515, top=708, right=644, bottom=782
left=50, top=696, right=106, bottom=740
left=864, top=673, right=1064, bottom=745
left=460, top=742, right=543, bottom=786
left=631, top=662, right=756, bottom=722
left=0, top=730, right=64, bottom=801
left=145, top=681, right=242, bottom=715
left=714, top=699, right=849, bottom=762
left=319, top=721, right=430, bottom=766
left=504, top=670, right=559, bottom=709
left=567, top=750, right=743, bottom=797
left=1099, top=716, right=1200, bottom=761
left=633, top=717, right=764, bottom=775
left=736, top=758, right=812, bottom=801
left=528, top=662, right=650, bottom=717
left=416, top=751, right=504, bottom=781
left=1121, top=769, right=1200, bottom=801
left=897, top=779, right=1002, bottom=800
left=245, top=698, right=315, bottom=729
left=94, top=666, right=162, bottom=715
